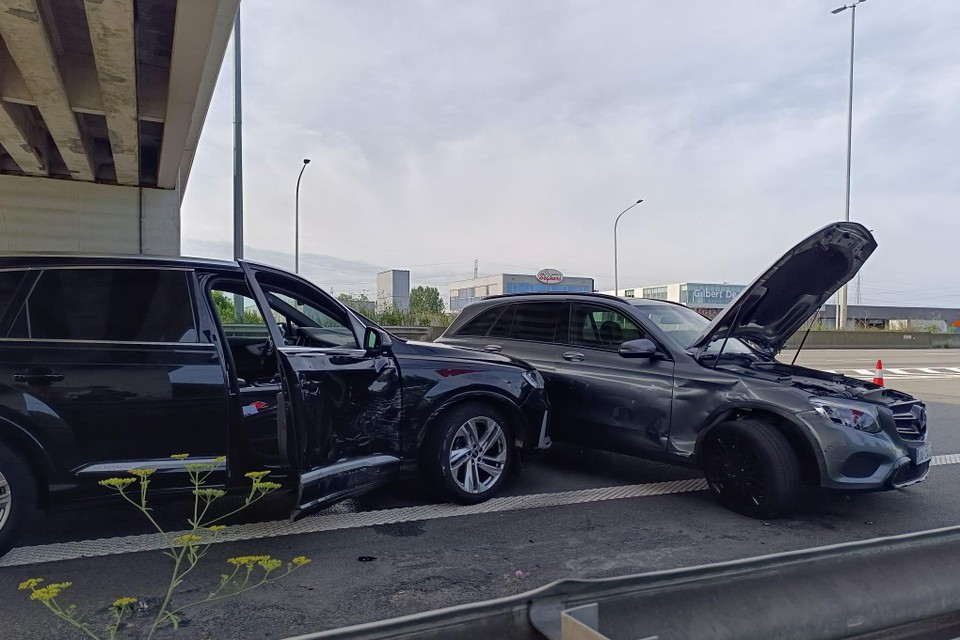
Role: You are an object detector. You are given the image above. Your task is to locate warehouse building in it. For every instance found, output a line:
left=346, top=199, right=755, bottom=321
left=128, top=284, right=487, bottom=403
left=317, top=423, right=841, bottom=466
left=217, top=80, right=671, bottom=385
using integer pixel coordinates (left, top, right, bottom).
left=449, top=270, right=594, bottom=312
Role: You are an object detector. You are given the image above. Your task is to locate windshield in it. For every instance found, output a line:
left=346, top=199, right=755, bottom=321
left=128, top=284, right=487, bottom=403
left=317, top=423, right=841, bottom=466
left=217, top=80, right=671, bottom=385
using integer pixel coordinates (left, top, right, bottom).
left=630, top=303, right=756, bottom=355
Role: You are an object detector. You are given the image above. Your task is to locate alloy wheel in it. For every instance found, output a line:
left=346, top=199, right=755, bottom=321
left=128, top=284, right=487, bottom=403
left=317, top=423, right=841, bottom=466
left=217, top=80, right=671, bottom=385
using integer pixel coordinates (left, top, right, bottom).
left=706, top=434, right=767, bottom=509
left=448, top=417, right=508, bottom=494
left=0, top=470, right=10, bottom=532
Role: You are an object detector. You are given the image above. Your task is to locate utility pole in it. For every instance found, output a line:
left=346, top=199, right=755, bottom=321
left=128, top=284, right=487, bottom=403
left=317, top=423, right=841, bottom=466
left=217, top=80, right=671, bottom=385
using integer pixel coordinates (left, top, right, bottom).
left=232, top=8, right=243, bottom=322
left=474, top=259, right=478, bottom=278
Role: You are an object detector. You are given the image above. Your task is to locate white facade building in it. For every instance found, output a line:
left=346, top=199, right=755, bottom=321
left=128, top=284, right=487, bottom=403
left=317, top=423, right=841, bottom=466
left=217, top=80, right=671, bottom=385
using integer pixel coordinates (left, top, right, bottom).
left=377, top=269, right=411, bottom=311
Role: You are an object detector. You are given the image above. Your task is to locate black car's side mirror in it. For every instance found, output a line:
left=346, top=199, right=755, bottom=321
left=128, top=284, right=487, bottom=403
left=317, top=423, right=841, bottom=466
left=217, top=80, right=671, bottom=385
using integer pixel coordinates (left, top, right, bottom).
left=364, top=327, right=393, bottom=354
left=619, top=338, right=658, bottom=359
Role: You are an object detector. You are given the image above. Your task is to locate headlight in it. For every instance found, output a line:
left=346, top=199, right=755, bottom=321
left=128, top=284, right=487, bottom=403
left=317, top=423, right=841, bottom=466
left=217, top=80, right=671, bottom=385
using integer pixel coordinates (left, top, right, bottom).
left=810, top=397, right=882, bottom=434
left=522, top=370, right=545, bottom=389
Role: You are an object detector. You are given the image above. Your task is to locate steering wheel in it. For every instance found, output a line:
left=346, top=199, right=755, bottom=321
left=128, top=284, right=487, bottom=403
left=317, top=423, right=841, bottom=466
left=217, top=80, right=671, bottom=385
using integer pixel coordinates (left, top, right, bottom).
left=258, top=335, right=276, bottom=366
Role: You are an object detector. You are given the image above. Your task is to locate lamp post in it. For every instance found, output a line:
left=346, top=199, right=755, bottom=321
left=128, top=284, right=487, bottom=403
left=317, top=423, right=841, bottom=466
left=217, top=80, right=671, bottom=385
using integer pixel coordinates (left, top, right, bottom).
left=295, top=158, right=311, bottom=274
left=831, top=0, right=866, bottom=329
left=613, top=199, right=643, bottom=295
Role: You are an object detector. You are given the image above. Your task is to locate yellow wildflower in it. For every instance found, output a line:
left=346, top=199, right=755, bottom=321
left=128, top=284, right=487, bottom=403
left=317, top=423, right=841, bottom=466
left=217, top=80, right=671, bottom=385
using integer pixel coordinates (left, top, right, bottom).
left=170, top=453, right=190, bottom=460
left=208, top=525, right=226, bottom=533
left=185, top=462, right=215, bottom=472
left=99, top=478, right=136, bottom=489
left=173, top=534, right=202, bottom=546
left=227, top=555, right=270, bottom=567
left=29, top=582, right=72, bottom=602
left=113, top=597, right=137, bottom=609
left=292, top=557, right=311, bottom=567
left=244, top=471, right=270, bottom=480
left=256, top=481, right=282, bottom=492
left=214, top=455, right=227, bottom=463
left=129, top=468, right=156, bottom=478
left=18, top=578, right=43, bottom=591
left=259, top=557, right=282, bottom=572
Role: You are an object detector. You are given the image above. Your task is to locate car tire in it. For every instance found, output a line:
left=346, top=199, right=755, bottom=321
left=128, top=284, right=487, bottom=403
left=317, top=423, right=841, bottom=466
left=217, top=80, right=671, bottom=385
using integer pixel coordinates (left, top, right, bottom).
left=421, top=402, right=515, bottom=505
left=703, top=419, right=800, bottom=519
left=0, top=440, right=39, bottom=557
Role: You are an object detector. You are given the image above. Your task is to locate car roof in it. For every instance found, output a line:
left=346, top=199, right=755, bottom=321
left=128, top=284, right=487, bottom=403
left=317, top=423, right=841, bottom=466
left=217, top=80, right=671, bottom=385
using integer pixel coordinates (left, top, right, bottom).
left=0, top=253, right=244, bottom=272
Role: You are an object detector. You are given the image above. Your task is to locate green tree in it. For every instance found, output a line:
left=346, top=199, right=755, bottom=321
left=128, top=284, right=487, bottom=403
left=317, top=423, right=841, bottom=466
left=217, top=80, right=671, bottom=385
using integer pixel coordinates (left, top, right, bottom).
left=211, top=291, right=263, bottom=325
left=409, top=286, right=444, bottom=316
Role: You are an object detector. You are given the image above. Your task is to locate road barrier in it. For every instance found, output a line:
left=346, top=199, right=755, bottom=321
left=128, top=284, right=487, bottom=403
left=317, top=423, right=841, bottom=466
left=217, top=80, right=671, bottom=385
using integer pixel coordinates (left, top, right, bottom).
left=287, top=524, right=960, bottom=640
left=784, top=330, right=960, bottom=349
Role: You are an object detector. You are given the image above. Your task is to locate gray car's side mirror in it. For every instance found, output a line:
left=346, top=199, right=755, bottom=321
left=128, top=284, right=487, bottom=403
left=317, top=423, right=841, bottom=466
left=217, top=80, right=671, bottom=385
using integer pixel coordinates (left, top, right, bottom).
left=619, top=338, right=658, bottom=359
left=364, top=327, right=393, bottom=354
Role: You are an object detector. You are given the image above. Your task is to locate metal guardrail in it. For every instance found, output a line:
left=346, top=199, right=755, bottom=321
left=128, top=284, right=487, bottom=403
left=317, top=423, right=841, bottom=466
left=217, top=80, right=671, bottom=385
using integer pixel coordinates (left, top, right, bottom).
left=286, top=524, right=960, bottom=640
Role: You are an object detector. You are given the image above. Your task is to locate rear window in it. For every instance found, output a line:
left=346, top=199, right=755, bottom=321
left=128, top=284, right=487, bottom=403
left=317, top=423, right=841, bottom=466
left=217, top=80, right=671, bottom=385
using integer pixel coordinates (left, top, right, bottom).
left=509, top=302, right=564, bottom=343
left=9, top=268, right=197, bottom=343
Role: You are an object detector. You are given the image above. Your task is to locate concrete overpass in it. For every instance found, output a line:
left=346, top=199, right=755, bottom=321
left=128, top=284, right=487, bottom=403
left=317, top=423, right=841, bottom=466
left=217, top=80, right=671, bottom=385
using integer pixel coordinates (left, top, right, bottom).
left=0, top=0, right=239, bottom=255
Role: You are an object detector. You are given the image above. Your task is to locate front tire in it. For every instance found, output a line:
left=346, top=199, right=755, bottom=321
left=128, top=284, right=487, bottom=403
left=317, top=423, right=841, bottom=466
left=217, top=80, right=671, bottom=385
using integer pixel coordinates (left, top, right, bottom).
left=0, top=441, right=39, bottom=557
left=703, top=419, right=800, bottom=519
left=421, top=402, right=514, bottom=505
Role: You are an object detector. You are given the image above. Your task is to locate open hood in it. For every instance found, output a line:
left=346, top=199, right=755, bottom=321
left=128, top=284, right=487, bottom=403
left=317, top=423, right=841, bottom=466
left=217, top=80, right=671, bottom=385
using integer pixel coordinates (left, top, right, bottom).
left=689, top=221, right=877, bottom=354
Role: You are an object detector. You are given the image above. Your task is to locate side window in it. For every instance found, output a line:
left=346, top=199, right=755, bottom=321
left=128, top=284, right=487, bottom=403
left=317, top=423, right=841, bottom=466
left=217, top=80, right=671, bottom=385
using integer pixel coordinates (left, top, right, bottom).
left=569, top=303, right=645, bottom=349
left=209, top=285, right=271, bottom=339
left=456, top=306, right=504, bottom=337
left=0, top=270, right=25, bottom=326
left=11, top=268, right=197, bottom=343
left=509, top=302, right=564, bottom=343
left=254, top=272, right=359, bottom=349
left=488, top=304, right=516, bottom=339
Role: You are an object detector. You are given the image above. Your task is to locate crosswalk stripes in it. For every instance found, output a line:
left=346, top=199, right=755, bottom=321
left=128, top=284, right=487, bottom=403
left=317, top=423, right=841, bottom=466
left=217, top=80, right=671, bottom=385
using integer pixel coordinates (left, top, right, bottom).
left=814, top=366, right=960, bottom=381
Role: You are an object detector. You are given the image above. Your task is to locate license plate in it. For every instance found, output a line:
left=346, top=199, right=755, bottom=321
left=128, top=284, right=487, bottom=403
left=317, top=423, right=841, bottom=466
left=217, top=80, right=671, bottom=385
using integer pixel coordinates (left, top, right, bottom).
left=914, top=443, right=932, bottom=465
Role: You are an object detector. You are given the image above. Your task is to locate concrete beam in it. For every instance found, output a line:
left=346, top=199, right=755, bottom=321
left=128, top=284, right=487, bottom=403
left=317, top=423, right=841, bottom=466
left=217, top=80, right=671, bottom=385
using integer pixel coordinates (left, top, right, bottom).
left=0, top=0, right=95, bottom=181
left=83, top=0, right=139, bottom=185
left=0, top=102, right=44, bottom=174
left=157, top=0, right=238, bottom=190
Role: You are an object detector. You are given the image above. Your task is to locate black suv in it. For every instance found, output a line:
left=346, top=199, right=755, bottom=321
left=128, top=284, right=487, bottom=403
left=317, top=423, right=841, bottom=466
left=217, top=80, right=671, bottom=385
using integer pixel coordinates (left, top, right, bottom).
left=0, top=256, right=550, bottom=554
left=440, top=222, right=930, bottom=518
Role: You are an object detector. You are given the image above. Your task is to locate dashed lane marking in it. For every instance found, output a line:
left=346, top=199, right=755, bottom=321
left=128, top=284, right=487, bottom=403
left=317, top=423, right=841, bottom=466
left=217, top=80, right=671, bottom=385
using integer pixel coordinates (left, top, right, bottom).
left=4, top=455, right=957, bottom=568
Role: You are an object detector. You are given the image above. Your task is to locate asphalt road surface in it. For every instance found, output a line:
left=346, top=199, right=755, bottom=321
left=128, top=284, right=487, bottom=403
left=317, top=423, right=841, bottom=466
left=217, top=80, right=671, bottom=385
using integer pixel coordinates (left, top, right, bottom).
left=2, top=348, right=959, bottom=640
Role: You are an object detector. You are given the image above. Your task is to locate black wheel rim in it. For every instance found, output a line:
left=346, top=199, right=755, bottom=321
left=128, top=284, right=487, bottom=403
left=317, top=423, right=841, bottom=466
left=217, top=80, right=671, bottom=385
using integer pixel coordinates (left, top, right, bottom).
left=706, top=434, right=767, bottom=509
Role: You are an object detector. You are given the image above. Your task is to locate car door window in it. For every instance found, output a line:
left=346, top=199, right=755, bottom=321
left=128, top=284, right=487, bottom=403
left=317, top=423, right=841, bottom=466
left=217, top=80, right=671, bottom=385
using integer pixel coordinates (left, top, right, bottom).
left=9, top=268, right=197, bottom=343
left=509, top=302, right=564, bottom=343
left=569, top=303, right=646, bottom=350
left=252, top=273, right=359, bottom=349
left=457, top=306, right=505, bottom=337
left=487, top=304, right=516, bottom=339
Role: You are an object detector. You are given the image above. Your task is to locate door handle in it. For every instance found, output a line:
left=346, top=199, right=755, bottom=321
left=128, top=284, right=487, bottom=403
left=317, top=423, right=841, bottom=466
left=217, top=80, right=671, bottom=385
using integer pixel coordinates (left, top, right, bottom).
left=484, top=344, right=502, bottom=353
left=13, top=369, right=65, bottom=386
left=562, top=351, right=586, bottom=362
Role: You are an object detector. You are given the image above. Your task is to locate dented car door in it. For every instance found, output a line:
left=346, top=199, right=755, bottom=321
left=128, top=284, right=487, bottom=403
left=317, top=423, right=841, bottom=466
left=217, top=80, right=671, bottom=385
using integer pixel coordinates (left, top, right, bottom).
left=239, top=262, right=404, bottom=516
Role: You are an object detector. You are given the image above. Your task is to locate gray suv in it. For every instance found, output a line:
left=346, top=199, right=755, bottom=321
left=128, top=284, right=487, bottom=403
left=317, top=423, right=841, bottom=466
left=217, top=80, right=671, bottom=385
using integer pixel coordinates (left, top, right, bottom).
left=439, top=222, right=930, bottom=518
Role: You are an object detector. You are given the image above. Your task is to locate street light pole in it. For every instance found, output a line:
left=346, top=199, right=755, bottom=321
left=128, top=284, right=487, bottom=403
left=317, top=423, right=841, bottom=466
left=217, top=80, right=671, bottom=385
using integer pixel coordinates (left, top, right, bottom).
left=295, top=158, right=311, bottom=274
left=613, top=199, right=643, bottom=295
left=832, top=0, right=866, bottom=329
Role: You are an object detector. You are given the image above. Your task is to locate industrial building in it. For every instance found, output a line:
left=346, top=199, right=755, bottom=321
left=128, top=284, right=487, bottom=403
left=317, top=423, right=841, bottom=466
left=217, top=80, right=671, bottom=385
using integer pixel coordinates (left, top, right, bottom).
left=377, top=269, right=410, bottom=311
left=449, top=271, right=594, bottom=312
left=605, top=282, right=747, bottom=318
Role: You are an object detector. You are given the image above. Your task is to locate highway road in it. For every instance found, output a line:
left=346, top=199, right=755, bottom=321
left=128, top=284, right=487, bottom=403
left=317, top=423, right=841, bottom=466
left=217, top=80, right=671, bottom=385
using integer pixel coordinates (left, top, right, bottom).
left=2, top=349, right=958, bottom=639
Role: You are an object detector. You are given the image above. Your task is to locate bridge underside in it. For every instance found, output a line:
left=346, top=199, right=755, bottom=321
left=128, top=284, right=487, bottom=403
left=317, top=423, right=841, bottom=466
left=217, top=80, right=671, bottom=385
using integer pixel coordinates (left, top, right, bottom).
left=0, top=0, right=238, bottom=255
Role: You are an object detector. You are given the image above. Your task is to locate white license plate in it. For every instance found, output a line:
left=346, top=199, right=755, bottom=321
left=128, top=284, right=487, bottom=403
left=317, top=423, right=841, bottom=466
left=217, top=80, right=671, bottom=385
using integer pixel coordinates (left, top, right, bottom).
left=914, top=443, right=932, bottom=465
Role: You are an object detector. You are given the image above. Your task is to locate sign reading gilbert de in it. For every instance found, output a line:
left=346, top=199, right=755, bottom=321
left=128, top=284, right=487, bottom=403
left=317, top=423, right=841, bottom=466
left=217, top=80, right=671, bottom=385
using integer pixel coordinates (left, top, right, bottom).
left=536, top=269, right=564, bottom=285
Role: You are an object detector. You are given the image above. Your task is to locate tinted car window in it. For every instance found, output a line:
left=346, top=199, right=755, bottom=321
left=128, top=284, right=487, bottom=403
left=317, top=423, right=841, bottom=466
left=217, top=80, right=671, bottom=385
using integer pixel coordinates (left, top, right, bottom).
left=570, top=303, right=645, bottom=349
left=12, top=268, right=197, bottom=342
left=0, top=270, right=25, bottom=319
left=457, top=306, right=504, bottom=337
left=488, top=304, right=516, bottom=339
left=510, top=302, right=564, bottom=342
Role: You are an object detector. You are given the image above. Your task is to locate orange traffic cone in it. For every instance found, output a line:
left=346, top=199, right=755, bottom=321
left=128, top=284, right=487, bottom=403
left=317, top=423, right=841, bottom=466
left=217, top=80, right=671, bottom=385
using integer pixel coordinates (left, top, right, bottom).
left=873, top=360, right=884, bottom=387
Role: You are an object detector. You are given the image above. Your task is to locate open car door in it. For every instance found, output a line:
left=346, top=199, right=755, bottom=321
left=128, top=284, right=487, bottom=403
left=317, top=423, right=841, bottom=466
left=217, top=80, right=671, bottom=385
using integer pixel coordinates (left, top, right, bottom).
left=240, top=261, right=404, bottom=517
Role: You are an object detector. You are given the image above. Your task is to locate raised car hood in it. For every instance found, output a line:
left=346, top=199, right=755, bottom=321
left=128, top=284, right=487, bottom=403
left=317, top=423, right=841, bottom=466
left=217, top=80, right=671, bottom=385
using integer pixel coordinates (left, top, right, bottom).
left=689, top=221, right=877, bottom=354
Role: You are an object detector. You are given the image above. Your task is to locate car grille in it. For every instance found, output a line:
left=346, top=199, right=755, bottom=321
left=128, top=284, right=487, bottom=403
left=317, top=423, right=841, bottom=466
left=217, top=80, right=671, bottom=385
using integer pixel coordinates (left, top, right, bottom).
left=891, top=461, right=929, bottom=487
left=890, top=399, right=927, bottom=441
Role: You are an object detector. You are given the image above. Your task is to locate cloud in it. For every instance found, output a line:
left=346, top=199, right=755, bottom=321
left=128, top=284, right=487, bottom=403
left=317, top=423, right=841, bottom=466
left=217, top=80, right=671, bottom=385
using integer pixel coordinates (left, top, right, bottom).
left=182, top=0, right=960, bottom=306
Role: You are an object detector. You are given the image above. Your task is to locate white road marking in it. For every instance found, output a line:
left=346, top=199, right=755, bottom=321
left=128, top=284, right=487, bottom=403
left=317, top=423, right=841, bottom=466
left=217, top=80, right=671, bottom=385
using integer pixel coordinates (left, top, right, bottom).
left=918, top=368, right=942, bottom=374
left=4, top=452, right=959, bottom=568
left=854, top=369, right=877, bottom=376
left=886, top=368, right=911, bottom=375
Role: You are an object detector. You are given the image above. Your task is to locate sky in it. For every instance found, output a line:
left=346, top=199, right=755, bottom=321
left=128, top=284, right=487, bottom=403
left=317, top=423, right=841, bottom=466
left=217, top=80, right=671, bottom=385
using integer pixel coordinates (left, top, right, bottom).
left=181, top=0, right=960, bottom=308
